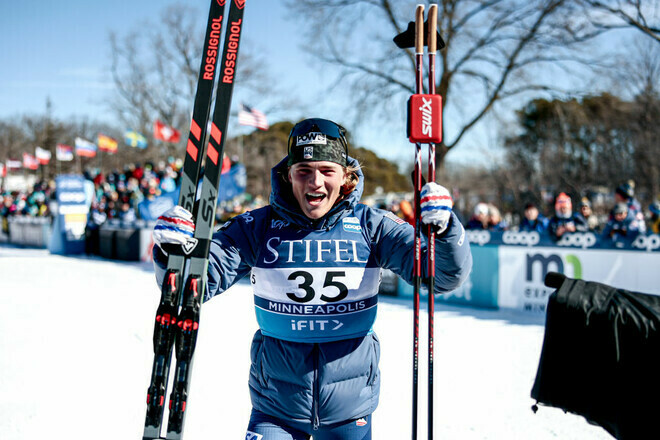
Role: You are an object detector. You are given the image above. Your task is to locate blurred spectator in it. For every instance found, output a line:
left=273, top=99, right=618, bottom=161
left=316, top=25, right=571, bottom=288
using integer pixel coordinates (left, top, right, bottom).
left=577, top=197, right=599, bottom=232
left=519, top=202, right=548, bottom=233
left=602, top=203, right=643, bottom=244
left=548, top=192, right=588, bottom=241
left=648, top=201, right=660, bottom=235
left=0, top=180, right=54, bottom=223
left=466, top=203, right=490, bottom=229
left=613, top=181, right=643, bottom=222
left=487, top=204, right=508, bottom=231
left=85, top=202, right=107, bottom=255
left=398, top=199, right=415, bottom=226
left=119, top=201, right=137, bottom=223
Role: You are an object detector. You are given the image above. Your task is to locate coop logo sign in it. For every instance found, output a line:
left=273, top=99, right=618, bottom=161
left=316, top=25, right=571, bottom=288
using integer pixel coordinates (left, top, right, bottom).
left=467, top=230, right=491, bottom=246
left=632, top=234, right=660, bottom=252
left=502, top=231, right=540, bottom=246
left=556, top=232, right=597, bottom=249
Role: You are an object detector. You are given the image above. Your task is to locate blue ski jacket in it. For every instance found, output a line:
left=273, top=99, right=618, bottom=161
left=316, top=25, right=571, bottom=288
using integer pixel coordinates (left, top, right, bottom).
left=154, top=156, right=472, bottom=428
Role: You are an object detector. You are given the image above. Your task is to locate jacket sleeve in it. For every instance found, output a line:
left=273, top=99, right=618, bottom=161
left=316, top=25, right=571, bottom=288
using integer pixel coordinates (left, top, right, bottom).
left=367, top=208, right=472, bottom=294
left=152, top=208, right=266, bottom=302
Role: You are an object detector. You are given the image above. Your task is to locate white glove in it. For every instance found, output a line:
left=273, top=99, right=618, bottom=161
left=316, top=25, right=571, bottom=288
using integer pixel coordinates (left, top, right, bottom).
left=420, top=182, right=453, bottom=233
left=153, top=206, right=195, bottom=250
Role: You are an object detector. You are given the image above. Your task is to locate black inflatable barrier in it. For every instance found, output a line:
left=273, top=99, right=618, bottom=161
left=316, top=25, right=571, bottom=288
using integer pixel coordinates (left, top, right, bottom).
left=114, top=228, right=140, bottom=261
left=99, top=227, right=117, bottom=260
left=531, top=274, right=660, bottom=439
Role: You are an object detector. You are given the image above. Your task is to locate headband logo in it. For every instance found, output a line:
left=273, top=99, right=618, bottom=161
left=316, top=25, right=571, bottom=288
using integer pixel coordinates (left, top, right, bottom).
left=297, top=132, right=327, bottom=146
left=303, top=146, right=313, bottom=159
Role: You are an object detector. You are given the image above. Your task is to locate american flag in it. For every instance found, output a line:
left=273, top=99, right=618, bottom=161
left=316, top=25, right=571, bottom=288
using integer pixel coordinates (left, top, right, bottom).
left=238, top=103, right=269, bottom=130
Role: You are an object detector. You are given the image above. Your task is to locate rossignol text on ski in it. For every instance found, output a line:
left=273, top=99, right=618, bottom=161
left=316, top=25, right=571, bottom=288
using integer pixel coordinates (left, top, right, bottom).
left=143, top=1, right=247, bottom=439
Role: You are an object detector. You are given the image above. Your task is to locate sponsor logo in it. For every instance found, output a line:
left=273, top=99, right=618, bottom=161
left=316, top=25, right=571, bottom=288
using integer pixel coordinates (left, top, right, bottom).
left=263, top=237, right=368, bottom=264
left=271, top=219, right=289, bottom=230
left=202, top=17, right=223, bottom=80
left=632, top=234, right=660, bottom=252
left=297, top=132, right=327, bottom=146
left=245, top=431, right=262, bottom=440
left=419, top=96, right=433, bottom=137
left=222, top=19, right=242, bottom=84
left=342, top=217, right=362, bottom=232
left=356, top=418, right=368, bottom=427
left=59, top=192, right=86, bottom=203
left=182, top=238, right=198, bottom=255
left=467, top=230, right=491, bottom=246
left=502, top=231, right=540, bottom=246
left=556, top=232, right=597, bottom=248
left=304, top=146, right=313, bottom=159
left=526, top=253, right=582, bottom=281
left=523, top=252, right=580, bottom=313
left=290, top=319, right=344, bottom=331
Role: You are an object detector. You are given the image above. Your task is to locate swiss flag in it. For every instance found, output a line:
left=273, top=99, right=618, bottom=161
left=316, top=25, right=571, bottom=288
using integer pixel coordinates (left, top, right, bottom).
left=153, top=120, right=181, bottom=143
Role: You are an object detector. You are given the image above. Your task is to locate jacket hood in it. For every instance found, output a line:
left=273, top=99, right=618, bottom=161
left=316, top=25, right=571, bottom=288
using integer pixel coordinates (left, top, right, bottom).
left=269, top=155, right=364, bottom=230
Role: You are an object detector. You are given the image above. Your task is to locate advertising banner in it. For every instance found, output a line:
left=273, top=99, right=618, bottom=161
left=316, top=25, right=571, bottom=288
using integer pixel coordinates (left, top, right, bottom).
left=53, top=175, right=92, bottom=254
left=498, top=246, right=660, bottom=313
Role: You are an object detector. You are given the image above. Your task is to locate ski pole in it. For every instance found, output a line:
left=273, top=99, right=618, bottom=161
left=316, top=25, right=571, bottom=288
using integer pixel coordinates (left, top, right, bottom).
left=394, top=4, right=445, bottom=438
left=412, top=5, right=425, bottom=440
left=426, top=6, right=438, bottom=438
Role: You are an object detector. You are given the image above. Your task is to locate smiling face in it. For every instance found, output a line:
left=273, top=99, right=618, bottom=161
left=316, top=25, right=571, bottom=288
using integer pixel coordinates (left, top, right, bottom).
left=289, top=161, right=347, bottom=219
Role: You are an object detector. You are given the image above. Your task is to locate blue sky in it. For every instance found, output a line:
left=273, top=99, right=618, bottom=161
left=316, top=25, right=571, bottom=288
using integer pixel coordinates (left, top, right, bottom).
left=0, top=1, right=313, bottom=121
left=0, top=0, right=431, bottom=166
left=0, top=1, right=639, bottom=167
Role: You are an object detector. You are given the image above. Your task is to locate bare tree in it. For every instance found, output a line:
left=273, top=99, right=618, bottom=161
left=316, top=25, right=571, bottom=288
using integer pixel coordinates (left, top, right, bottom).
left=286, top=0, right=610, bottom=166
left=108, top=3, right=269, bottom=162
left=580, top=0, right=660, bottom=43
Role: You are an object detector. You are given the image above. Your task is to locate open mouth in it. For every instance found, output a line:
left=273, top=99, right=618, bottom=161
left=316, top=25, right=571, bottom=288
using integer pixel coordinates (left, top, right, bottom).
left=305, top=192, right=326, bottom=204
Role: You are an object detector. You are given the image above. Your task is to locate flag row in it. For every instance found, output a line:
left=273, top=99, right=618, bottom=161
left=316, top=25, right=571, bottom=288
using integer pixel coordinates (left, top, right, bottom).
left=1, top=105, right=268, bottom=173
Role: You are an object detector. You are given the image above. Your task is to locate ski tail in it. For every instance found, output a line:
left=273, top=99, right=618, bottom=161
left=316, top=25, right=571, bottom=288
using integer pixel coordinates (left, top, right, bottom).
left=143, top=1, right=227, bottom=439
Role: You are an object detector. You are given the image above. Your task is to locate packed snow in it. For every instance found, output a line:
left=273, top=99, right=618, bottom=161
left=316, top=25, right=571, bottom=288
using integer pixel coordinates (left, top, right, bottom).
left=0, top=245, right=612, bottom=439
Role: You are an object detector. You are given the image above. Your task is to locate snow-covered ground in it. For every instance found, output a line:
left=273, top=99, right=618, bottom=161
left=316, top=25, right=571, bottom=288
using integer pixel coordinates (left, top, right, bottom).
left=0, top=245, right=612, bottom=439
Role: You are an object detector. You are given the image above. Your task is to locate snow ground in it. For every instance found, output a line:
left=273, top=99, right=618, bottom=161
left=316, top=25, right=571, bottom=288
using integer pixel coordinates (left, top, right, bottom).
left=0, top=245, right=613, bottom=439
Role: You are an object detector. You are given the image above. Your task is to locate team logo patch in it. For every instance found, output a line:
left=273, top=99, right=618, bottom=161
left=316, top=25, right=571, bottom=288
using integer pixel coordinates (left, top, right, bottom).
left=385, top=211, right=406, bottom=225
left=297, top=132, right=327, bottom=146
left=304, top=146, right=313, bottom=159
left=342, top=217, right=362, bottom=232
left=356, top=418, right=368, bottom=427
left=245, top=431, right=263, bottom=440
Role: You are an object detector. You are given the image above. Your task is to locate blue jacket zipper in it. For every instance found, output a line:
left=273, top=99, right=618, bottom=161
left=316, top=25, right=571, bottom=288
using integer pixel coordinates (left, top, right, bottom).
left=312, top=343, right=320, bottom=430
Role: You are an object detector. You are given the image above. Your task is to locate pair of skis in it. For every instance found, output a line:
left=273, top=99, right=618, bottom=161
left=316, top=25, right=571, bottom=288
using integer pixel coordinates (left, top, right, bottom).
left=395, top=4, right=445, bottom=440
left=143, top=1, right=246, bottom=439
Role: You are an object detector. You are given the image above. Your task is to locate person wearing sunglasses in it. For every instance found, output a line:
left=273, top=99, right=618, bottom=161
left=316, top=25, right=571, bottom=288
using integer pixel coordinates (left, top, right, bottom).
left=152, top=118, right=472, bottom=439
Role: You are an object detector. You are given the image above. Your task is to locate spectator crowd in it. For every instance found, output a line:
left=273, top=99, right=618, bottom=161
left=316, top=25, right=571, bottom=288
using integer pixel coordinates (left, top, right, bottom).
left=460, top=182, right=658, bottom=246
left=2, top=170, right=659, bottom=247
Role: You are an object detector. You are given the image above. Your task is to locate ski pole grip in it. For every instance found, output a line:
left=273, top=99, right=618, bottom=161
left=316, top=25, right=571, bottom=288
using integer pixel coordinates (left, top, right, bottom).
left=415, top=5, right=425, bottom=54
left=428, top=4, right=438, bottom=53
